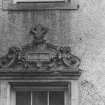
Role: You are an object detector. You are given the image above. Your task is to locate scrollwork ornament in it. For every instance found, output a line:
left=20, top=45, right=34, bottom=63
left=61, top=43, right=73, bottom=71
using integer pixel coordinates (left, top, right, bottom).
left=0, top=47, right=20, bottom=68
left=0, top=24, right=80, bottom=71
left=55, top=46, right=80, bottom=68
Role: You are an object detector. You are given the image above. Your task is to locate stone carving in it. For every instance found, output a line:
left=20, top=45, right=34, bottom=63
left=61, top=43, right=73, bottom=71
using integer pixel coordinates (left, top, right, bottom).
left=0, top=24, right=80, bottom=71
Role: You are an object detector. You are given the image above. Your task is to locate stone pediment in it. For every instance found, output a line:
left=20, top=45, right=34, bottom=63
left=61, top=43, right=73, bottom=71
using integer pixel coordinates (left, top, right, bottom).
left=0, top=24, right=80, bottom=72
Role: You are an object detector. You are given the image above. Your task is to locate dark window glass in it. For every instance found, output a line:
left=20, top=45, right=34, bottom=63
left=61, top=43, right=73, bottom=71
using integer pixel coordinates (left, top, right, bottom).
left=16, top=91, right=64, bottom=105
left=16, top=91, right=31, bottom=105
left=32, top=91, right=47, bottom=105
left=49, top=91, right=64, bottom=105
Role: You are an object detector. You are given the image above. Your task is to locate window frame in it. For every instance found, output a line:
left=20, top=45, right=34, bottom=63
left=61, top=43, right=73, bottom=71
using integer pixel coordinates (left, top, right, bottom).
left=13, top=0, right=67, bottom=4
left=2, top=0, right=79, bottom=10
left=10, top=82, right=70, bottom=105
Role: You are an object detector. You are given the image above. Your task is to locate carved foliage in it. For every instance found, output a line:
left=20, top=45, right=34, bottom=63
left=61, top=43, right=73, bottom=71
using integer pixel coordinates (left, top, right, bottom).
left=0, top=24, right=80, bottom=71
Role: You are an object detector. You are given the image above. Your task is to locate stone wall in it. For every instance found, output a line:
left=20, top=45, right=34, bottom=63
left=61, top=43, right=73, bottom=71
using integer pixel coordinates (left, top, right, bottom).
left=0, top=0, right=105, bottom=104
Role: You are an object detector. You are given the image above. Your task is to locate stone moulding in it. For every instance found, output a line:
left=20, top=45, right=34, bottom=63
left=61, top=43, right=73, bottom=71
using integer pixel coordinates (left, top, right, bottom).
left=0, top=24, right=81, bottom=75
left=2, top=0, right=79, bottom=10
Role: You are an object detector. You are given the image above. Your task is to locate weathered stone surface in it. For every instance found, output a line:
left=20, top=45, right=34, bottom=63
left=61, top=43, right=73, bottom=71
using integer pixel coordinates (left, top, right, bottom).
left=1, top=0, right=105, bottom=104
left=80, top=80, right=105, bottom=105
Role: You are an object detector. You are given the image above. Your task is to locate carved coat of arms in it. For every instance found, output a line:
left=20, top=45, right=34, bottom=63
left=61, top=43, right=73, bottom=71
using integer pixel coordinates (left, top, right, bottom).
left=0, top=24, right=80, bottom=71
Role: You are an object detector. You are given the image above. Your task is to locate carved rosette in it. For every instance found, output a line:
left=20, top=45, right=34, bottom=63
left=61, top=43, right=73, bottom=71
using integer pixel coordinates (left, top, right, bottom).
left=0, top=24, right=80, bottom=71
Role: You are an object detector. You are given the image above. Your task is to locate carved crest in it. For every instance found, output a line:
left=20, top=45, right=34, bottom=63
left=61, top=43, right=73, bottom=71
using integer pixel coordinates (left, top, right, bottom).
left=0, top=24, right=80, bottom=71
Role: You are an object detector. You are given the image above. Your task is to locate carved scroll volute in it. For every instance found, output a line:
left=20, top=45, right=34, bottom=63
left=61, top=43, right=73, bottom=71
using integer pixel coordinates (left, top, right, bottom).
left=0, top=24, right=80, bottom=70
left=55, top=46, right=80, bottom=68
left=0, top=47, right=20, bottom=68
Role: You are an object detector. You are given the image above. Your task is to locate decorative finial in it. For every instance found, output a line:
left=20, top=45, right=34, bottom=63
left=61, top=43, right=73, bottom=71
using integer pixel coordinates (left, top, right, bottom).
left=30, top=24, right=48, bottom=43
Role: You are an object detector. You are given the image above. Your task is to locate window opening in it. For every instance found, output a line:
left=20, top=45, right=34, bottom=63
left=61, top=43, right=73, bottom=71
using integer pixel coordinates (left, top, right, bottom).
left=16, top=91, right=64, bottom=105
